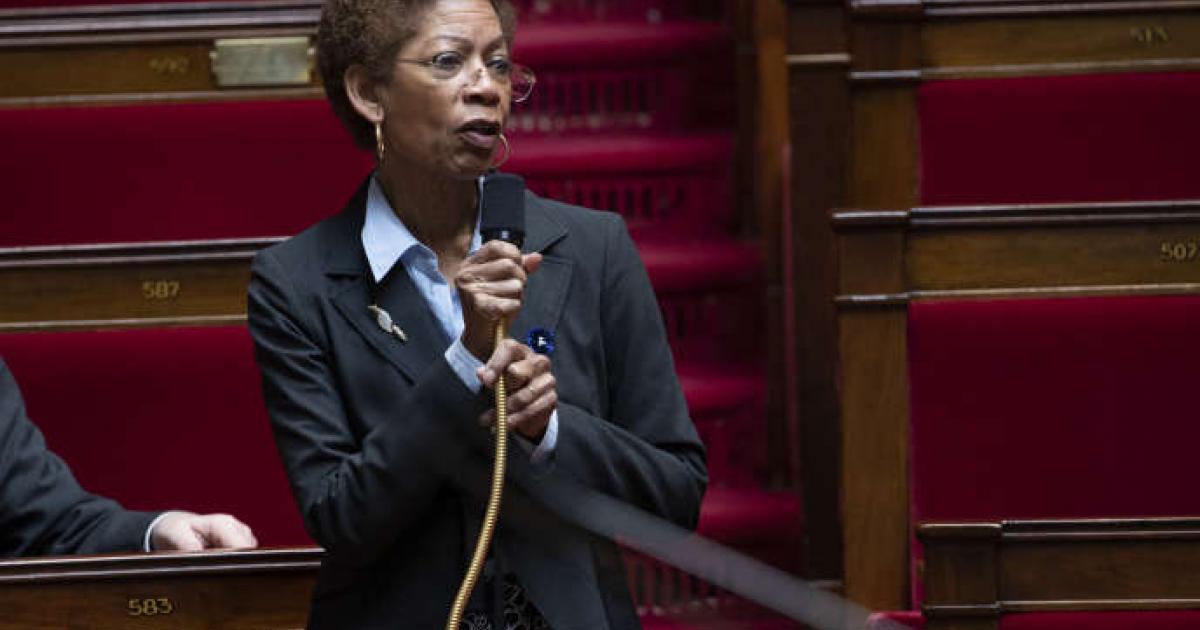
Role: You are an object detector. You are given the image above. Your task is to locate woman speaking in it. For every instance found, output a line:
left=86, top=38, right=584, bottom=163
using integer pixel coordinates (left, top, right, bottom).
left=248, top=1, right=707, bottom=628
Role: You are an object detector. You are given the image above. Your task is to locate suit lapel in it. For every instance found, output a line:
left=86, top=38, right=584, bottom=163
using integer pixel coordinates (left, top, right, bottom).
left=330, top=275, right=447, bottom=384
left=510, top=256, right=572, bottom=341
left=510, top=194, right=573, bottom=340
left=323, top=177, right=446, bottom=383
left=324, top=184, right=574, bottom=380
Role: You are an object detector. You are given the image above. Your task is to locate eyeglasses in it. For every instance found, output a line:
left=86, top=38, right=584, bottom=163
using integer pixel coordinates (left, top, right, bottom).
left=398, top=52, right=536, bottom=103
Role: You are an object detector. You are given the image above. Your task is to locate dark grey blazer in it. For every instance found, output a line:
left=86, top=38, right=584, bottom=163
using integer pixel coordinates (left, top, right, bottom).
left=248, top=179, right=707, bottom=630
left=0, top=359, right=158, bottom=557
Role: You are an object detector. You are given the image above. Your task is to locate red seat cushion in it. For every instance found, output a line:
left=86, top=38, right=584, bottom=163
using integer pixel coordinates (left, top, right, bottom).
left=0, top=326, right=310, bottom=546
left=920, top=72, right=1200, bottom=204
left=909, top=295, right=1200, bottom=522
left=0, top=100, right=372, bottom=247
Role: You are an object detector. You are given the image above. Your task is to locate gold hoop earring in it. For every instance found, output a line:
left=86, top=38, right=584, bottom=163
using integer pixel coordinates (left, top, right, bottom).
left=491, top=133, right=511, bottom=169
left=374, top=121, right=385, bottom=163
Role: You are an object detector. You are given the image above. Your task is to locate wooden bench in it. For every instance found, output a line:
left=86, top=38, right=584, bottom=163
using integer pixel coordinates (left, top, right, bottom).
left=786, top=0, right=1200, bottom=595
left=835, top=199, right=1200, bottom=609
left=0, top=548, right=319, bottom=630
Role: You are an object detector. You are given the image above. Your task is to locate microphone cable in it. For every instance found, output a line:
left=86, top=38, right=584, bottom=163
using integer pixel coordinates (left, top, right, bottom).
left=447, top=171, right=526, bottom=629
left=445, top=321, right=510, bottom=630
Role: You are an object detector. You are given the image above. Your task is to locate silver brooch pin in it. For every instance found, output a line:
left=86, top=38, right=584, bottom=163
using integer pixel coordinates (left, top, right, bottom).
left=368, top=304, right=408, bottom=343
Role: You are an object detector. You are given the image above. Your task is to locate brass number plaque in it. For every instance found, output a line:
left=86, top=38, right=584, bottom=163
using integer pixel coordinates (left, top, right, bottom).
left=141, top=280, right=182, bottom=300
left=1160, top=241, right=1200, bottom=262
left=211, top=37, right=312, bottom=87
left=148, top=57, right=191, bottom=76
left=1130, top=26, right=1170, bottom=45
left=127, top=597, right=175, bottom=616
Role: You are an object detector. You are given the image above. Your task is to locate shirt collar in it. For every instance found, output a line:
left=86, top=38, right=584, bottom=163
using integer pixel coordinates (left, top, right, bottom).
left=361, top=175, right=483, bottom=283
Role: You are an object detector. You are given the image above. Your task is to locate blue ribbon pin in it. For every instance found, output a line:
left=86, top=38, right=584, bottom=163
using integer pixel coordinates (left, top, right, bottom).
left=525, top=327, right=556, bottom=356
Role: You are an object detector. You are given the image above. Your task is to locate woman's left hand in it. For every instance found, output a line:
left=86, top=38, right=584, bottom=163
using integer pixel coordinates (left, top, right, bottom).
left=477, top=338, right=557, bottom=442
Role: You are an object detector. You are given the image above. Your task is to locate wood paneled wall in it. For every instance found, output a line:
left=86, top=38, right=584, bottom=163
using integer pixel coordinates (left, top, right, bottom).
left=783, top=0, right=851, bottom=584
left=785, top=0, right=1200, bottom=611
left=834, top=203, right=1200, bottom=610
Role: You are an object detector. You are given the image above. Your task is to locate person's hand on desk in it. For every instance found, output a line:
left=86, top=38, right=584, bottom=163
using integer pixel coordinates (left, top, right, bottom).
left=150, top=511, right=258, bottom=551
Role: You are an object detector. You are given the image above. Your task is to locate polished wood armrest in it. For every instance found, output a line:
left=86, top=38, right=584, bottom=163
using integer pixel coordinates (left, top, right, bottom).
left=0, top=546, right=322, bottom=629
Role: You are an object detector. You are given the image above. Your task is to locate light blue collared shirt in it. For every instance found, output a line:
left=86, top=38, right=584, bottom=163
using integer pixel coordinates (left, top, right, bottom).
left=362, top=176, right=557, bottom=461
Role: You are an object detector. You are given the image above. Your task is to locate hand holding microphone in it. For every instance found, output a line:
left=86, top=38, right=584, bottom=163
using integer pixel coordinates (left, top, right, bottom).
left=456, top=239, right=540, bottom=361
left=453, top=173, right=556, bottom=441
left=478, top=339, right=556, bottom=442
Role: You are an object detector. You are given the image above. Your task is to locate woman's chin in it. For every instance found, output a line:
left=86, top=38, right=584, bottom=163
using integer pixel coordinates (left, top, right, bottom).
left=448, top=153, right=497, bottom=178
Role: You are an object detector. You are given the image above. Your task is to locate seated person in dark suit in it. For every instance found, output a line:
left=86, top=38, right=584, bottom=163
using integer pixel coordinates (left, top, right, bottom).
left=0, top=358, right=257, bottom=556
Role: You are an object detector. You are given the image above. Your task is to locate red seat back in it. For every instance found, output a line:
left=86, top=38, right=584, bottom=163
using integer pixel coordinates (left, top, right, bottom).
left=919, top=72, right=1200, bottom=204
left=909, top=295, right=1200, bottom=523
left=0, top=100, right=372, bottom=247
left=0, top=326, right=311, bottom=546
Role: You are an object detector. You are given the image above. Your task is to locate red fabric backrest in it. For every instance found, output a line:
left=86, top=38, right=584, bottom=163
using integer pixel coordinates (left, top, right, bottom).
left=0, top=326, right=311, bottom=547
left=0, top=99, right=373, bottom=247
left=909, top=295, right=1200, bottom=522
left=0, top=100, right=731, bottom=247
left=1001, top=612, right=1200, bottom=629
left=867, top=611, right=1200, bottom=629
left=0, top=0, right=206, bottom=5
left=919, top=72, right=1200, bottom=204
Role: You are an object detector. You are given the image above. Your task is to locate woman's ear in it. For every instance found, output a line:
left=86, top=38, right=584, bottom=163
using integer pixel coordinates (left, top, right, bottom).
left=344, top=64, right=384, bottom=124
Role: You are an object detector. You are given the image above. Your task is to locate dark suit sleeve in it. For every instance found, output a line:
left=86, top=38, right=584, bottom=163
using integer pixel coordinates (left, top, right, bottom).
left=530, top=214, right=708, bottom=531
left=248, top=250, right=491, bottom=566
left=0, top=360, right=158, bottom=557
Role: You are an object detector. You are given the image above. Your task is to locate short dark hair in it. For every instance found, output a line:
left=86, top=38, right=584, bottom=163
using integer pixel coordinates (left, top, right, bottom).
left=316, top=0, right=517, bottom=150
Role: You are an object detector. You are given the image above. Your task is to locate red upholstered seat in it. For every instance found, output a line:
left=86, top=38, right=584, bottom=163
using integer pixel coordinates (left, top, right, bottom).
left=644, top=239, right=763, bottom=365
left=919, top=72, right=1200, bottom=204
left=909, top=295, right=1200, bottom=523
left=679, top=366, right=765, bottom=487
left=0, top=0, right=216, bottom=6
left=509, top=1, right=726, bottom=23
left=0, top=326, right=311, bottom=546
left=515, top=135, right=736, bottom=237
left=906, top=294, right=1200, bottom=611
left=0, top=99, right=372, bottom=248
left=0, top=99, right=730, bottom=247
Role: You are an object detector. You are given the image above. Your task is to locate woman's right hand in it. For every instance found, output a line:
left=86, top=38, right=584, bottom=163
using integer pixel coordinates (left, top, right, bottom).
left=455, top=240, right=542, bottom=361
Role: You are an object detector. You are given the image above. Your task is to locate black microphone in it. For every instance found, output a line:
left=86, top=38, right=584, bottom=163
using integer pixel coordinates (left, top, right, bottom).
left=479, top=172, right=526, bottom=248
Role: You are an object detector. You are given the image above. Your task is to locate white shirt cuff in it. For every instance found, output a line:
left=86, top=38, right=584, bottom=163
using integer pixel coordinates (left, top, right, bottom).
left=143, top=511, right=174, bottom=551
left=445, top=338, right=484, bottom=394
left=515, top=410, right=558, bottom=463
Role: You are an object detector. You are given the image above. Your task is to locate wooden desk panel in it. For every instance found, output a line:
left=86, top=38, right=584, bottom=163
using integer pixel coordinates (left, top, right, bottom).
left=0, top=239, right=274, bottom=332
left=919, top=519, right=1200, bottom=630
left=835, top=201, right=1200, bottom=301
left=908, top=224, right=1200, bottom=294
left=922, top=11, right=1200, bottom=78
left=0, top=548, right=320, bottom=630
